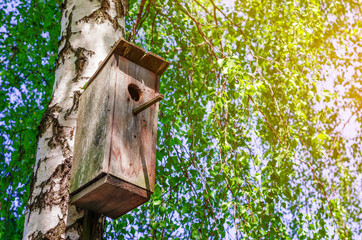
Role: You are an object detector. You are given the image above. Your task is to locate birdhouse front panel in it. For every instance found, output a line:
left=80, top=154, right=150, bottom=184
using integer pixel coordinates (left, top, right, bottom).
left=108, top=54, right=159, bottom=193
left=69, top=38, right=169, bottom=219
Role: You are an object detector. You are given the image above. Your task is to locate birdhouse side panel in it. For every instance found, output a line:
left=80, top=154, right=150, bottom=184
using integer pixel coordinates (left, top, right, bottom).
left=70, top=56, right=117, bottom=194
left=108, top=54, right=158, bottom=192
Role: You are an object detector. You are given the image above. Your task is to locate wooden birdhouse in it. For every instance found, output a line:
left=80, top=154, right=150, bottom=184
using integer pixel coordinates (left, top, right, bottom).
left=69, top=38, right=169, bottom=219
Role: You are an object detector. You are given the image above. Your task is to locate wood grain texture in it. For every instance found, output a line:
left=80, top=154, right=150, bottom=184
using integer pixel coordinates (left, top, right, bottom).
left=114, top=40, right=145, bottom=63
left=108, top=54, right=159, bottom=192
left=70, top=55, right=117, bottom=194
left=71, top=175, right=150, bottom=219
left=138, top=52, right=170, bottom=75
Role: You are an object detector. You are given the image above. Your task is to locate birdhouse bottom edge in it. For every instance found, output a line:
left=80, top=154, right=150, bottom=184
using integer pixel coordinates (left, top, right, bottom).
left=70, top=174, right=152, bottom=219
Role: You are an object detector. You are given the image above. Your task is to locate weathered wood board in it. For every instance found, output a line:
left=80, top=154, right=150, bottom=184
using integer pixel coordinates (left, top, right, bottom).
left=71, top=175, right=150, bottom=219
left=70, top=55, right=116, bottom=194
left=70, top=38, right=169, bottom=219
left=109, top=54, right=158, bottom=192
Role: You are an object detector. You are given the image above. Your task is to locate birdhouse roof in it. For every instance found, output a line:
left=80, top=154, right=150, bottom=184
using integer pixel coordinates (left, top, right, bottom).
left=85, top=38, right=170, bottom=90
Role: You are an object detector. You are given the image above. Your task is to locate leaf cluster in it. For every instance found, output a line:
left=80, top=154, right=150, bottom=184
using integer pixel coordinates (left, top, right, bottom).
left=0, top=0, right=60, bottom=238
left=106, top=0, right=362, bottom=239
left=1, top=0, right=362, bottom=239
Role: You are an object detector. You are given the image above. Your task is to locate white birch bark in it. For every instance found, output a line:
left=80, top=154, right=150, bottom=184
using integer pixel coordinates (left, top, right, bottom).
left=23, top=0, right=126, bottom=238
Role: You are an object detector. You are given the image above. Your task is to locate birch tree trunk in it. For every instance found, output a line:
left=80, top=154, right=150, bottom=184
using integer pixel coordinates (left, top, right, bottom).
left=23, top=0, right=126, bottom=238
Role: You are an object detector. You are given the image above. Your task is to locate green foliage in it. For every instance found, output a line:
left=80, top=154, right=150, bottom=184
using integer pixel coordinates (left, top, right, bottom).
left=105, top=0, right=362, bottom=239
left=0, top=0, right=60, bottom=238
left=1, top=0, right=362, bottom=239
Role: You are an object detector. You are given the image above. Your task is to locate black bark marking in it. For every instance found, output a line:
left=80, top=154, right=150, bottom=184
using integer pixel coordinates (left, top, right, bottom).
left=38, top=104, right=61, bottom=138
left=27, top=156, right=72, bottom=240
left=72, top=48, right=95, bottom=82
left=114, top=0, right=127, bottom=18
left=47, top=117, right=71, bottom=157
left=76, top=0, right=110, bottom=24
left=115, top=0, right=127, bottom=37
left=57, top=10, right=74, bottom=66
left=60, top=0, right=68, bottom=10
left=76, top=0, right=125, bottom=31
left=27, top=157, right=72, bottom=214
left=29, top=220, right=66, bottom=240
left=64, top=91, right=82, bottom=119
left=27, top=157, right=48, bottom=214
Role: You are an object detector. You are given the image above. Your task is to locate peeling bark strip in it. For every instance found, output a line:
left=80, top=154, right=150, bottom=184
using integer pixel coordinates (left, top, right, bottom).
left=23, top=0, right=126, bottom=239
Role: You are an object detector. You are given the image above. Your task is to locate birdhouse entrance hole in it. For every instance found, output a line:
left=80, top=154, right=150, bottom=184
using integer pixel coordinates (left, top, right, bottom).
left=128, top=84, right=141, bottom=101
